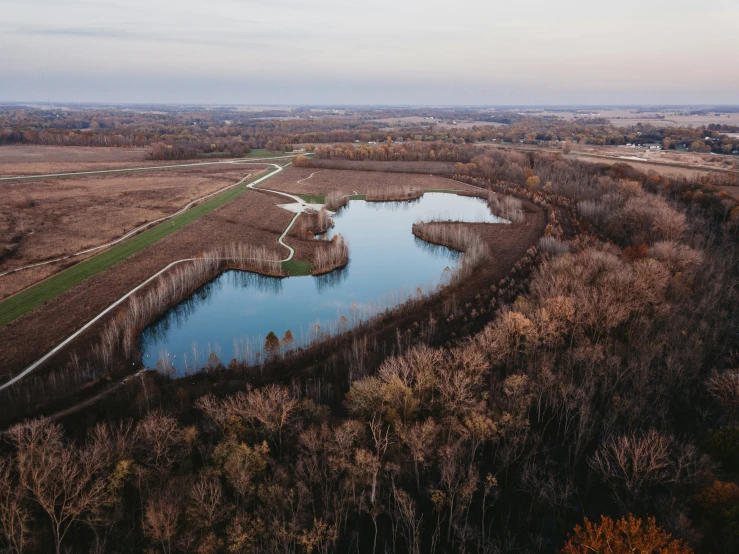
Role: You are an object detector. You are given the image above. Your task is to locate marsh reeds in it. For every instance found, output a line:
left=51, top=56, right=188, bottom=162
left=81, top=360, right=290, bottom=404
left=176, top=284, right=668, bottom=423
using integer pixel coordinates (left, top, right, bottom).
left=312, top=235, right=349, bottom=275
left=412, top=222, right=488, bottom=281
left=487, top=192, right=524, bottom=223
left=365, top=185, right=423, bottom=202
left=325, top=190, right=350, bottom=211
left=91, top=242, right=284, bottom=364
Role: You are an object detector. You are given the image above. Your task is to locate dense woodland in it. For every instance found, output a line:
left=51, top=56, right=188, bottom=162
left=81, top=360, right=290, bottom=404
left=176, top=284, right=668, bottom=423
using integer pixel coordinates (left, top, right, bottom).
left=1, top=132, right=738, bottom=553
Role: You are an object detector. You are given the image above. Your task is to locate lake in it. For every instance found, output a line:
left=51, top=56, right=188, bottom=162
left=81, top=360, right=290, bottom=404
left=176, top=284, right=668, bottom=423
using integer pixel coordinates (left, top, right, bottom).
left=139, top=192, right=505, bottom=373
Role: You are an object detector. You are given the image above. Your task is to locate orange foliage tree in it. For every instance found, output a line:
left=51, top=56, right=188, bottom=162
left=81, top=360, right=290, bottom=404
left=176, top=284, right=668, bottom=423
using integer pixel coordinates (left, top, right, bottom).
left=562, top=514, right=693, bottom=554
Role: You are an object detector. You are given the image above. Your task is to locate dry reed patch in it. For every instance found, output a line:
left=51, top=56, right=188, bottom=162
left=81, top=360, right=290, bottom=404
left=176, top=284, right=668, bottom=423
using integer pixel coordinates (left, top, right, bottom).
left=325, top=190, right=350, bottom=211
left=0, top=166, right=266, bottom=296
left=314, top=207, right=334, bottom=233
left=412, top=222, right=488, bottom=281
left=312, top=235, right=349, bottom=275
left=297, top=207, right=334, bottom=235
left=365, top=185, right=423, bottom=202
left=487, top=192, right=524, bottom=222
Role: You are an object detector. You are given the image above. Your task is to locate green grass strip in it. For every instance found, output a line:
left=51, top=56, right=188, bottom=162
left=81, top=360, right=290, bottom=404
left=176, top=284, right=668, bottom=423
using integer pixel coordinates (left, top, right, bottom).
left=297, top=193, right=326, bottom=204
left=281, top=259, right=313, bottom=276
left=0, top=171, right=278, bottom=328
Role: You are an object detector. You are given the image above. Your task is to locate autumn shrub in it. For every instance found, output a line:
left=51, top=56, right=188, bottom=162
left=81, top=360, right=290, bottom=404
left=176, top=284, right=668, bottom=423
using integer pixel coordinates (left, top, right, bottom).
left=293, top=154, right=312, bottom=167
left=561, top=514, right=693, bottom=554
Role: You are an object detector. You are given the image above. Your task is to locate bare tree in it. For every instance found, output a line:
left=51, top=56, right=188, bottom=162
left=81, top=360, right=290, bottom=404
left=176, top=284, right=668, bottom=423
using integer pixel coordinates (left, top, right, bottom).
left=591, top=430, right=700, bottom=509
left=707, top=369, right=739, bottom=424
left=144, top=484, right=183, bottom=554
left=133, top=411, right=192, bottom=473
left=7, top=419, right=120, bottom=554
left=187, top=474, right=228, bottom=530
left=0, top=457, right=30, bottom=554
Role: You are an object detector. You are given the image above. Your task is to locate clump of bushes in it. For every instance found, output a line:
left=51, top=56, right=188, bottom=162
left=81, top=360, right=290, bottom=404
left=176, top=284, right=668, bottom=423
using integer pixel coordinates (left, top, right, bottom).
left=293, top=154, right=312, bottom=167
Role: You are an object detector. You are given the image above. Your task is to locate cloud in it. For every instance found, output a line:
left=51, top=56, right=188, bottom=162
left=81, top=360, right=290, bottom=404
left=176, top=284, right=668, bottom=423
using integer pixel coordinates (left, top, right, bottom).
left=0, top=0, right=737, bottom=104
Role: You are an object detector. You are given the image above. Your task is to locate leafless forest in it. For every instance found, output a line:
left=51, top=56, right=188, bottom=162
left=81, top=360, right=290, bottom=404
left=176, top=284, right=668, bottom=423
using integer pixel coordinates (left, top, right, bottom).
left=0, top=107, right=738, bottom=554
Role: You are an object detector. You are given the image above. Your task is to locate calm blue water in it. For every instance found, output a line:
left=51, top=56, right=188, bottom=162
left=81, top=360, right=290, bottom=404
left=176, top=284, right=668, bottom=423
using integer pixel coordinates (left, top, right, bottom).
left=140, top=193, right=504, bottom=373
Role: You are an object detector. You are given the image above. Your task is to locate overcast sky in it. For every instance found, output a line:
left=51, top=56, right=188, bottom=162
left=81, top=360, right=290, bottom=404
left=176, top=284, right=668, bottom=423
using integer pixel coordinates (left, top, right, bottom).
left=1, top=0, right=737, bottom=105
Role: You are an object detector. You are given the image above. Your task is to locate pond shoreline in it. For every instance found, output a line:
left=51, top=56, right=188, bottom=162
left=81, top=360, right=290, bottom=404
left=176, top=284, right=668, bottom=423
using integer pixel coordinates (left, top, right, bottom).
left=140, top=192, right=504, bottom=373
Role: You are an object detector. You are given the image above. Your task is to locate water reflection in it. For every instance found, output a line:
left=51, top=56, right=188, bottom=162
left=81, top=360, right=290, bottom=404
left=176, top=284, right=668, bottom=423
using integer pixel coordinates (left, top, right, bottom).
left=227, top=271, right=284, bottom=294
left=365, top=198, right=422, bottom=211
left=412, top=236, right=463, bottom=261
left=314, top=263, right=350, bottom=292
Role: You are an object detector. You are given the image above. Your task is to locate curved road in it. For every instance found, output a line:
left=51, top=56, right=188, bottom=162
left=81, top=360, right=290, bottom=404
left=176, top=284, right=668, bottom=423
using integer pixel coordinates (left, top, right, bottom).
left=0, top=155, right=301, bottom=182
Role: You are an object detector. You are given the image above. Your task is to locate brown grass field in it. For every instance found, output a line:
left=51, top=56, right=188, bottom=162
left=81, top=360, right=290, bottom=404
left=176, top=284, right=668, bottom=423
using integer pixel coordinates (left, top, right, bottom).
left=265, top=166, right=478, bottom=196
left=0, top=165, right=267, bottom=298
left=0, top=145, right=162, bottom=176
left=526, top=108, right=738, bottom=128
left=0, top=165, right=543, bottom=381
left=304, top=159, right=458, bottom=175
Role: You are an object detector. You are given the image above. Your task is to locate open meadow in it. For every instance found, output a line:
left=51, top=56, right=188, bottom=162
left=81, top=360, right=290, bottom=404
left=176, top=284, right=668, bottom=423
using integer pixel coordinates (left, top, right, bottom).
left=0, top=145, right=154, bottom=175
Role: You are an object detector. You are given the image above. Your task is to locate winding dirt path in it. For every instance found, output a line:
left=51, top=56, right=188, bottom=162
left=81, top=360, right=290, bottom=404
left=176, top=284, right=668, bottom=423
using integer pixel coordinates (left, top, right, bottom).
left=0, top=163, right=303, bottom=392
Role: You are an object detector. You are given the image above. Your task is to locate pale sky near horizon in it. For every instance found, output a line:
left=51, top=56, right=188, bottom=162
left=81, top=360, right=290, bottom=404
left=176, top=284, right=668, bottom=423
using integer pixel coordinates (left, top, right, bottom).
left=1, top=0, right=738, bottom=105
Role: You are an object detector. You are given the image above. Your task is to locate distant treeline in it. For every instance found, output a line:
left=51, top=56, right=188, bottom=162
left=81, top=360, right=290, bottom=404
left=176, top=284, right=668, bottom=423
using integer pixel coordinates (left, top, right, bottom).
left=1, top=107, right=737, bottom=158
